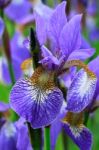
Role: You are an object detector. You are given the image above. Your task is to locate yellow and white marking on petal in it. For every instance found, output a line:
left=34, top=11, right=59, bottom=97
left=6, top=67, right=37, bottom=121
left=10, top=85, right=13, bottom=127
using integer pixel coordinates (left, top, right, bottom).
left=21, top=58, right=34, bottom=77
left=62, top=112, right=84, bottom=137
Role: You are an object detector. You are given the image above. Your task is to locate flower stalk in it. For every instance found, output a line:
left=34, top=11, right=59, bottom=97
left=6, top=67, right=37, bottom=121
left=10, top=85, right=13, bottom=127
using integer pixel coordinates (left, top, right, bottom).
left=0, top=9, right=15, bottom=85
left=27, top=28, right=43, bottom=150
left=44, top=126, right=51, bottom=150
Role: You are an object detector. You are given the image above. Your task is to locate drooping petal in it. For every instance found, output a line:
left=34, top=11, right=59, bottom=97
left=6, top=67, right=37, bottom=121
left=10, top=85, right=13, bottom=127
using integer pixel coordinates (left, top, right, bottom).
left=63, top=123, right=92, bottom=150
left=48, top=1, right=67, bottom=50
left=67, top=48, right=95, bottom=61
left=10, top=67, right=63, bottom=129
left=67, top=69, right=97, bottom=113
left=62, top=112, right=92, bottom=150
left=59, top=14, right=82, bottom=56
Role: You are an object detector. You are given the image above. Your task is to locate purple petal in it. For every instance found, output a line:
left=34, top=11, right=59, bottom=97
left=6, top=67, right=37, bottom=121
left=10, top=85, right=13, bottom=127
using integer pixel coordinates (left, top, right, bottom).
left=67, top=69, right=97, bottom=112
left=88, top=57, right=99, bottom=99
left=63, top=123, right=92, bottom=150
left=35, top=13, right=48, bottom=45
left=11, top=31, right=31, bottom=61
left=51, top=120, right=62, bottom=150
left=19, top=14, right=35, bottom=25
left=5, top=0, right=32, bottom=23
left=34, top=3, right=53, bottom=45
left=2, top=32, right=31, bottom=84
left=48, top=1, right=67, bottom=49
left=0, top=122, right=17, bottom=150
left=89, top=56, right=99, bottom=78
left=59, top=15, right=82, bottom=56
left=51, top=101, right=67, bottom=150
left=2, top=58, right=23, bottom=84
left=0, top=102, right=10, bottom=112
left=16, top=119, right=32, bottom=150
left=67, top=48, right=95, bottom=61
left=81, top=37, right=91, bottom=49
left=34, top=2, right=53, bottom=19
left=0, top=18, right=4, bottom=37
left=40, top=46, right=60, bottom=65
left=10, top=78, right=63, bottom=129
left=60, top=67, right=77, bottom=88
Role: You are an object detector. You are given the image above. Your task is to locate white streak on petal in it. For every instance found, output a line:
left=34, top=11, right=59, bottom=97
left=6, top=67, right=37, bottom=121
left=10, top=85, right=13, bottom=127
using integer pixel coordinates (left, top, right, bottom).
left=67, top=69, right=97, bottom=112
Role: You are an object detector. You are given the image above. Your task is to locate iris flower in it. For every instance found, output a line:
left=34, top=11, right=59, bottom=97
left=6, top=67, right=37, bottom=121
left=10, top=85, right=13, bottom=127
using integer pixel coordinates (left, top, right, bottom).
left=10, top=2, right=97, bottom=131
left=51, top=57, right=99, bottom=150
left=0, top=102, right=32, bottom=150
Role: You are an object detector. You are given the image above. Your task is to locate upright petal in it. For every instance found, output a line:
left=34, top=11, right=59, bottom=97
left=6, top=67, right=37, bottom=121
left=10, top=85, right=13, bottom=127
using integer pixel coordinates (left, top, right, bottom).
left=88, top=56, right=99, bottom=98
left=59, top=15, right=82, bottom=56
left=40, top=46, right=60, bottom=66
left=48, top=1, right=67, bottom=49
left=67, top=48, right=95, bottom=61
left=10, top=67, right=63, bottom=128
left=67, top=69, right=97, bottom=113
left=35, top=13, right=48, bottom=45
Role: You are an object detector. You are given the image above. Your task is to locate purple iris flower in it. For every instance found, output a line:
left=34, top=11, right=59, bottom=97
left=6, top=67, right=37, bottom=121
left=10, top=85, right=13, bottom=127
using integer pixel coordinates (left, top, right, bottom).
left=0, top=102, right=32, bottom=150
left=50, top=55, right=99, bottom=150
left=36, top=2, right=94, bottom=69
left=0, top=118, right=32, bottom=150
left=1, top=31, right=31, bottom=84
left=10, top=2, right=96, bottom=130
left=4, top=0, right=32, bottom=24
left=61, top=56, right=99, bottom=150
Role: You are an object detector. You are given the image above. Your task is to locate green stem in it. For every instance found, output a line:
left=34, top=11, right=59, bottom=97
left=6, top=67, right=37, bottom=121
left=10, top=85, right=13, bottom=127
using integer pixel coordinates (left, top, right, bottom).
left=30, top=27, right=39, bottom=69
left=0, top=9, right=15, bottom=86
left=0, top=9, right=18, bottom=121
left=28, top=123, right=43, bottom=150
left=62, top=128, right=68, bottom=150
left=44, top=126, right=51, bottom=150
left=8, top=61, right=15, bottom=85
left=84, top=112, right=89, bottom=126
